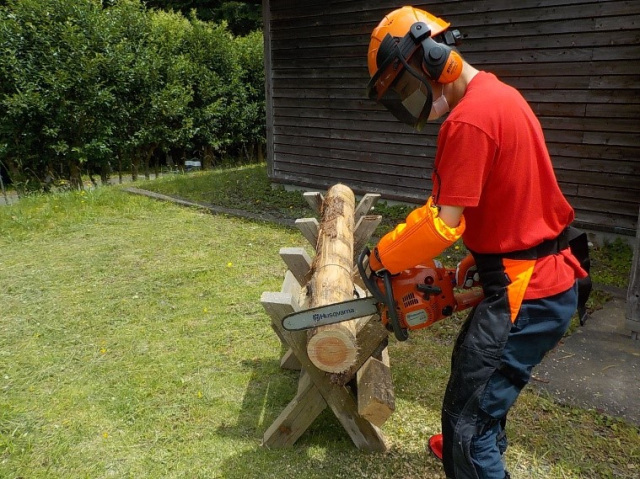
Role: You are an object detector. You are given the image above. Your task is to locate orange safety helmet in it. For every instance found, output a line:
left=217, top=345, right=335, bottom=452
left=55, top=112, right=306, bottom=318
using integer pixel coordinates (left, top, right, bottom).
left=366, top=6, right=463, bottom=130
left=368, top=6, right=452, bottom=77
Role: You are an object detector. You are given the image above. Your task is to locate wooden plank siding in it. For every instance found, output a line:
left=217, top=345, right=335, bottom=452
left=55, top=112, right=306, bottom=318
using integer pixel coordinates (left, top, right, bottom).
left=263, top=0, right=640, bottom=236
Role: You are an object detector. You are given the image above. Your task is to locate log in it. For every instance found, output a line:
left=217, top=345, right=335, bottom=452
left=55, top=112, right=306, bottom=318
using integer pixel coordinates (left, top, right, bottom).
left=307, top=184, right=358, bottom=374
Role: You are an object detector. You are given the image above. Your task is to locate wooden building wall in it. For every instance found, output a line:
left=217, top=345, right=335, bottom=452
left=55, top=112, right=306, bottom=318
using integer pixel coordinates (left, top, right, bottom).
left=263, top=0, right=640, bottom=236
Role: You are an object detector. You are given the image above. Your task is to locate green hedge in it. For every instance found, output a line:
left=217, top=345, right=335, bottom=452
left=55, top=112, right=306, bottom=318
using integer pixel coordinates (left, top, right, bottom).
left=0, top=0, right=265, bottom=191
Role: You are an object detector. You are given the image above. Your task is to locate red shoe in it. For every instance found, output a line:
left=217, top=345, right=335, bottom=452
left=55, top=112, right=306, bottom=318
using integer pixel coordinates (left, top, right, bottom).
left=428, top=433, right=443, bottom=461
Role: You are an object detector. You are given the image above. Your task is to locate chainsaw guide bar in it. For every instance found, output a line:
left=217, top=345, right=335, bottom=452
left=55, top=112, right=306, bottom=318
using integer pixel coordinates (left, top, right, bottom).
left=282, top=297, right=379, bottom=331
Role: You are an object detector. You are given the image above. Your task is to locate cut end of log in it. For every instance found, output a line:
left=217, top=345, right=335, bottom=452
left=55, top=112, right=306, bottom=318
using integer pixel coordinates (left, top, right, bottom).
left=307, top=329, right=358, bottom=373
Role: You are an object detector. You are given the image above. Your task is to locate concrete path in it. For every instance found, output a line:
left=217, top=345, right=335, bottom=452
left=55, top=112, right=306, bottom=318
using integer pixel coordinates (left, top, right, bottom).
left=535, top=297, right=640, bottom=426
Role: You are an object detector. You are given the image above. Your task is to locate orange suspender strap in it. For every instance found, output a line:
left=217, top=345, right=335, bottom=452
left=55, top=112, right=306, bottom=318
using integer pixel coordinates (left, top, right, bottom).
left=502, top=258, right=536, bottom=323
left=471, top=228, right=579, bottom=323
left=372, top=196, right=466, bottom=274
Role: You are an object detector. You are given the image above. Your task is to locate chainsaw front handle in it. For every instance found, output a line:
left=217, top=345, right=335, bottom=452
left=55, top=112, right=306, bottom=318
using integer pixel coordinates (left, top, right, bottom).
left=382, top=269, right=409, bottom=341
left=357, top=247, right=386, bottom=303
left=357, top=247, right=409, bottom=341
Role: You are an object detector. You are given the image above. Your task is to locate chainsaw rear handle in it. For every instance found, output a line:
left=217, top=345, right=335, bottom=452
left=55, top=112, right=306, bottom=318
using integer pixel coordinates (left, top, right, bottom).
left=357, top=247, right=409, bottom=341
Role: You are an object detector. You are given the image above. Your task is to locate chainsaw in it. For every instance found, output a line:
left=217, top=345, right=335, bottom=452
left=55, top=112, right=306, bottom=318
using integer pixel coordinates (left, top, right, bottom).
left=282, top=247, right=484, bottom=341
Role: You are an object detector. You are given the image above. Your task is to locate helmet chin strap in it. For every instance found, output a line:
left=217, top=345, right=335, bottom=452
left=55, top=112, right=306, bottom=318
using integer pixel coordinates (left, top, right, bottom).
left=428, top=84, right=450, bottom=120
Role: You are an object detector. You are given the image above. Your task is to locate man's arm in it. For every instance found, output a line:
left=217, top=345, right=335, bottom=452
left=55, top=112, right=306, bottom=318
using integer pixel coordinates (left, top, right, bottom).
left=368, top=197, right=466, bottom=274
left=438, top=205, right=465, bottom=228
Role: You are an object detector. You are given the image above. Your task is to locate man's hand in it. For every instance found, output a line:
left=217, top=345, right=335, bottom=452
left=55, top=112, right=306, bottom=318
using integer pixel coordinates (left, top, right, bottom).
left=456, top=253, right=480, bottom=289
left=368, top=247, right=386, bottom=275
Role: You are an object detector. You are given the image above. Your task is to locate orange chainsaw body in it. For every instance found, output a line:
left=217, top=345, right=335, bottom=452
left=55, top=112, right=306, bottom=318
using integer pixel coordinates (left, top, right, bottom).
left=375, top=260, right=483, bottom=331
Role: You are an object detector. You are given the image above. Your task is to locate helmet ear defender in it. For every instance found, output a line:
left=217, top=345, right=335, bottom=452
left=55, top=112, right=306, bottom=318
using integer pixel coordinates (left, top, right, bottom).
left=409, top=22, right=463, bottom=84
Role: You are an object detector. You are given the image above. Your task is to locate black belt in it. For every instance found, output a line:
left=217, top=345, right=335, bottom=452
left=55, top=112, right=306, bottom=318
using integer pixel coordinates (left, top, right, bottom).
left=469, top=226, right=592, bottom=324
left=472, top=227, right=571, bottom=263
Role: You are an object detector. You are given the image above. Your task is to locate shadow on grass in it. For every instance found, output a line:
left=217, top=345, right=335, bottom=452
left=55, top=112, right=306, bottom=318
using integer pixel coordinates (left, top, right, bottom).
left=214, top=354, right=445, bottom=479
left=214, top=355, right=348, bottom=444
left=214, top=356, right=296, bottom=440
left=214, top=339, right=640, bottom=479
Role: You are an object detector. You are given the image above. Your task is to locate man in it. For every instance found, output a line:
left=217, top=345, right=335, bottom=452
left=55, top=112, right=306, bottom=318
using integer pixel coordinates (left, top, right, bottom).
left=365, top=6, right=589, bottom=479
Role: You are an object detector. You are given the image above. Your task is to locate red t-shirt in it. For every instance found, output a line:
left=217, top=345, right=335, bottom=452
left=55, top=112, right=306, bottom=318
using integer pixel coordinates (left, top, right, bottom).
left=432, top=72, right=582, bottom=299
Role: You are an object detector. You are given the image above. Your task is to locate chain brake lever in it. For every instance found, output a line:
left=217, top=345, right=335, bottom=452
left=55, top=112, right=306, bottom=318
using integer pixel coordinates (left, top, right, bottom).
left=382, top=270, right=409, bottom=342
left=357, top=247, right=409, bottom=342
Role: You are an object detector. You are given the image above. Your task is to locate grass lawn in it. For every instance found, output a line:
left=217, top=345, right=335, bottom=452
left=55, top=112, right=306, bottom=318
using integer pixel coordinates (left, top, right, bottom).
left=1, top=166, right=638, bottom=478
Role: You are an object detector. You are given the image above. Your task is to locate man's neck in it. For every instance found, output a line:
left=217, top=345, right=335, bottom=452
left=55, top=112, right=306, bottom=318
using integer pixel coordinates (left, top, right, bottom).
left=448, top=62, right=480, bottom=109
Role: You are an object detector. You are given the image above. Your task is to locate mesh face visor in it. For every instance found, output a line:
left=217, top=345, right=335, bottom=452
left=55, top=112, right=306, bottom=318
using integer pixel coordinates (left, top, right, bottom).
left=367, top=25, right=434, bottom=131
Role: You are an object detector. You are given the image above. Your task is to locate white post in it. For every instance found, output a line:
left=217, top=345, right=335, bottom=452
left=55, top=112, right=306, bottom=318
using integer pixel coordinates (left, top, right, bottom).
left=626, top=206, right=640, bottom=340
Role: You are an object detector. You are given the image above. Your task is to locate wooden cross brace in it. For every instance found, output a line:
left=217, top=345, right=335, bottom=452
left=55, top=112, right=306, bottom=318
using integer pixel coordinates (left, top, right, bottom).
left=260, top=191, right=395, bottom=452
left=261, top=288, right=389, bottom=451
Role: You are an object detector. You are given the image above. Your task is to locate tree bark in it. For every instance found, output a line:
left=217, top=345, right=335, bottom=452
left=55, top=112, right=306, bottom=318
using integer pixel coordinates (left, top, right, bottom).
left=69, top=159, right=83, bottom=190
left=116, top=151, right=123, bottom=184
left=144, top=144, right=156, bottom=180
left=4, top=157, right=23, bottom=197
left=307, top=184, right=358, bottom=374
left=100, top=162, right=111, bottom=185
left=257, top=142, right=264, bottom=163
left=202, top=145, right=215, bottom=170
left=131, top=153, right=140, bottom=182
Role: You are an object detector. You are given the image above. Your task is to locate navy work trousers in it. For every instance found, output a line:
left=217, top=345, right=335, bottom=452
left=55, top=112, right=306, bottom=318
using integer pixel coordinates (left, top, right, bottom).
left=442, top=283, right=578, bottom=479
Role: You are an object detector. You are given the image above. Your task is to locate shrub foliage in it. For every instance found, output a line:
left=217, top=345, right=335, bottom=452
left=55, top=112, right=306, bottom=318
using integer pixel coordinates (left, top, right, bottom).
left=0, top=0, right=265, bottom=192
